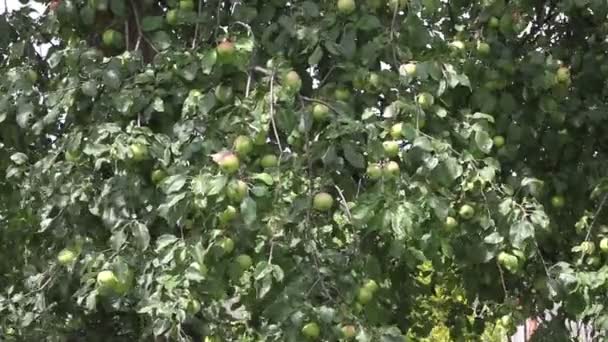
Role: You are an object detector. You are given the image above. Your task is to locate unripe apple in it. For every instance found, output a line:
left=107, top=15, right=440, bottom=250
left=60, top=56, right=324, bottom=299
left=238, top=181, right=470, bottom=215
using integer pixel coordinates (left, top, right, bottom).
left=216, top=40, right=235, bottom=59
left=477, top=41, right=491, bottom=55
left=341, top=325, right=357, bottom=339
left=65, top=149, right=80, bottom=162
left=458, top=204, right=475, bottom=220
left=489, top=16, right=499, bottom=29
left=215, top=85, right=234, bottom=103
left=493, top=135, right=505, bottom=148
left=130, top=144, right=149, bottom=162
left=219, top=237, right=235, bottom=254
left=449, top=40, right=466, bottom=51
left=600, top=238, right=608, bottom=252
left=102, top=29, right=123, bottom=48
left=334, top=87, right=351, bottom=101
left=57, top=249, right=77, bottom=265
left=284, top=70, right=302, bottom=91
left=312, top=103, right=330, bottom=121
left=497, top=252, right=519, bottom=273
left=383, top=140, right=400, bottom=157
left=366, top=163, right=382, bottom=180
left=417, top=92, right=434, bottom=109
left=313, top=192, right=334, bottom=211
left=26, top=69, right=38, bottom=83
left=368, top=72, right=381, bottom=88
left=226, top=180, right=248, bottom=202
left=390, top=123, right=404, bottom=139
left=362, top=279, right=379, bottom=293
left=179, top=0, right=194, bottom=11
left=301, top=322, right=320, bottom=340
left=384, top=161, right=400, bottom=177
left=236, top=254, right=253, bottom=269
left=219, top=205, right=237, bottom=224
left=233, top=135, right=253, bottom=156
left=97, top=270, right=119, bottom=289
left=357, top=287, right=373, bottom=304
left=337, top=0, right=356, bottom=14
left=402, top=62, right=417, bottom=77
left=187, top=299, right=201, bottom=314
left=260, top=154, right=278, bottom=168
left=551, top=195, right=565, bottom=208
left=444, top=216, right=458, bottom=230
left=218, top=153, right=240, bottom=174
left=151, top=169, right=168, bottom=185
left=556, top=67, right=571, bottom=83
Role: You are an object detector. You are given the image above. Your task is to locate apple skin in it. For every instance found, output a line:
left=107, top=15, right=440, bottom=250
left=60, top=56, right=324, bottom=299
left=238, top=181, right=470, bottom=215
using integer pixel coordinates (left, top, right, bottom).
left=366, top=163, right=382, bottom=180
left=556, top=67, right=571, bottom=83
left=219, top=205, right=237, bottom=224
left=151, top=169, right=168, bottom=185
left=341, top=325, right=357, bottom=339
left=444, top=216, right=458, bottom=230
left=180, top=0, right=194, bottom=11
left=383, top=140, right=400, bottom=157
left=551, top=195, right=565, bottom=208
left=233, top=135, right=253, bottom=157
left=417, top=92, right=435, bottom=109
left=458, top=204, right=475, bottom=220
left=218, top=153, right=240, bottom=174
left=313, top=192, right=334, bottom=211
left=384, top=161, right=400, bottom=177
left=600, top=238, right=608, bottom=252
left=217, top=40, right=235, bottom=59
left=493, top=135, right=505, bottom=148
left=260, top=154, right=278, bottom=168
left=312, top=104, right=330, bottom=121
left=236, top=254, right=253, bottom=269
left=226, top=180, right=248, bottom=202
left=390, top=123, right=404, bottom=139
left=130, top=144, right=149, bottom=162
left=362, top=279, right=379, bottom=293
left=402, top=63, right=417, bottom=77
left=97, top=270, right=119, bottom=290
left=357, top=287, right=374, bottom=304
left=284, top=71, right=302, bottom=91
left=219, top=237, right=235, bottom=254
left=477, top=41, right=491, bottom=55
left=102, top=29, right=124, bottom=48
left=581, top=241, right=595, bottom=255
left=489, top=17, right=499, bottom=28
left=301, top=322, right=320, bottom=340
left=337, top=0, right=356, bottom=14
left=334, top=87, right=351, bottom=101
left=497, top=252, right=519, bottom=272
left=57, top=249, right=77, bottom=265
left=215, top=85, right=234, bottom=103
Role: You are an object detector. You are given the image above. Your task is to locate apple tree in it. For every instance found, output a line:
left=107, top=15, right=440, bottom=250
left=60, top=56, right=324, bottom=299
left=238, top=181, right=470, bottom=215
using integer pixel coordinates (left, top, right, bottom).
left=2, top=0, right=608, bottom=341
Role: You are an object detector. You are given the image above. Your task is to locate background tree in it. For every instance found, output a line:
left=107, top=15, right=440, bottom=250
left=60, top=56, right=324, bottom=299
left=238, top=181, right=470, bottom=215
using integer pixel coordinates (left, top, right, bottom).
left=1, top=0, right=608, bottom=341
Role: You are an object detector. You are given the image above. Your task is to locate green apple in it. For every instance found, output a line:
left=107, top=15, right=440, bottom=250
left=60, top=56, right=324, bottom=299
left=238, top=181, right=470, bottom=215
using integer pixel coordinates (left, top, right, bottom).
left=65, top=149, right=80, bottom=162
left=551, top=195, right=565, bottom=208
left=236, top=254, right=253, bottom=269
left=219, top=205, right=237, bottom=224
left=600, top=238, right=608, bottom=252
left=368, top=72, right=381, bottom=88
left=187, top=299, right=201, bottom=314
left=384, top=161, right=400, bottom=177
left=497, top=252, right=519, bottom=273
left=337, top=0, right=356, bottom=14
left=26, top=69, right=38, bottom=83
left=402, top=63, right=417, bottom=77
left=362, top=279, right=379, bottom=293
left=130, top=144, right=149, bottom=161
left=341, top=325, right=357, bottom=339
left=390, top=123, right=404, bottom=139
left=357, top=287, right=373, bottom=304
left=97, top=270, right=119, bottom=289
left=226, top=180, right=248, bottom=202
left=367, top=0, right=381, bottom=9
left=102, top=29, right=124, bottom=49
left=217, top=40, right=235, bottom=59
left=219, top=237, right=235, bottom=254
left=417, top=92, right=434, bottom=109
left=493, top=135, right=505, bottom=148
left=233, top=135, right=253, bottom=156
left=581, top=241, right=595, bottom=255
left=477, top=41, right=491, bottom=55
left=57, top=249, right=77, bottom=265
left=556, top=67, right=570, bottom=83
left=215, top=85, right=234, bottom=103
left=284, top=70, right=302, bottom=91
left=166, top=9, right=178, bottom=25
left=458, top=204, right=475, bottom=220
left=366, top=163, right=382, bottom=180
left=489, top=16, right=499, bottom=29
left=444, top=216, right=458, bottom=230
left=180, top=0, right=194, bottom=11
left=312, top=103, right=330, bottom=121
left=334, top=87, right=351, bottom=101
left=218, top=153, right=240, bottom=174
left=260, top=154, right=278, bottom=168
left=301, top=322, right=320, bottom=340
left=383, top=140, right=400, bottom=157
left=151, top=169, right=168, bottom=185
left=313, top=192, right=334, bottom=211
left=449, top=40, right=466, bottom=51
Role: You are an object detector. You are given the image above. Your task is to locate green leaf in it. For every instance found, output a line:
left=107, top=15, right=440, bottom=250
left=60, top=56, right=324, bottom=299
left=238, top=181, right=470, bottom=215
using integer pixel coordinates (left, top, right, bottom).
left=413, top=136, right=433, bottom=151
left=110, top=0, right=126, bottom=16
left=484, top=232, right=504, bottom=244
left=509, top=220, right=534, bottom=249
left=475, top=130, right=493, bottom=154
left=16, top=101, right=34, bottom=128
left=342, top=142, right=365, bottom=169
left=161, top=174, right=188, bottom=194
left=151, top=31, right=172, bottom=50
left=141, top=16, right=164, bottom=32
left=308, top=45, right=323, bottom=65
left=252, top=173, right=274, bottom=186
left=132, top=222, right=150, bottom=251
left=240, top=197, right=257, bottom=225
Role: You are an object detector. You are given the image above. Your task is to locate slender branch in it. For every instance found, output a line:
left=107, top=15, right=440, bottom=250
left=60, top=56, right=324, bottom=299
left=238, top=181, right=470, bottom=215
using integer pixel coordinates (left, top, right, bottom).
left=300, top=95, right=341, bottom=116
left=496, top=259, right=509, bottom=300
left=269, top=71, right=283, bottom=153
left=192, top=0, right=204, bottom=49
left=584, top=193, right=608, bottom=242
left=128, top=0, right=144, bottom=51
left=334, top=185, right=353, bottom=221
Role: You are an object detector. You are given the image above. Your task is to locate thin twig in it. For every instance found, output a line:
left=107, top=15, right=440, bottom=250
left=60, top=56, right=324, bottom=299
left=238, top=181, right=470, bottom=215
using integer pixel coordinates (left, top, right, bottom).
left=128, top=0, right=145, bottom=51
left=192, top=0, right=204, bottom=49
left=269, top=71, right=283, bottom=153
left=125, top=20, right=129, bottom=49
left=584, top=194, right=608, bottom=242
left=334, top=185, right=353, bottom=221
left=245, top=72, right=252, bottom=98
left=300, top=95, right=341, bottom=116
left=496, top=259, right=509, bottom=299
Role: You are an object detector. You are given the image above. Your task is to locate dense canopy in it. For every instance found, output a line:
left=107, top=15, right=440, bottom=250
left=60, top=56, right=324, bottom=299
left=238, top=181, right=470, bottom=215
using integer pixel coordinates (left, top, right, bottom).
left=1, top=0, right=608, bottom=341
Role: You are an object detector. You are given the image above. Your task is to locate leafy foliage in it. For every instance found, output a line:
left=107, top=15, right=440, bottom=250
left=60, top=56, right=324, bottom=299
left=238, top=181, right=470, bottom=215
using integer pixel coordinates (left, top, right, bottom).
left=2, top=0, right=608, bottom=341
